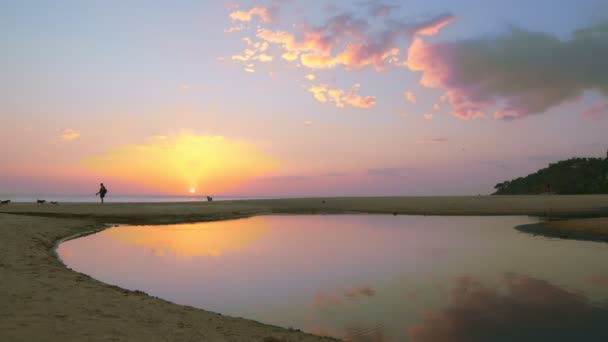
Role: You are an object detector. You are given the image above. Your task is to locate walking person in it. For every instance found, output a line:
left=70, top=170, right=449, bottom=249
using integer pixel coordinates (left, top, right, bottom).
left=96, top=183, right=108, bottom=204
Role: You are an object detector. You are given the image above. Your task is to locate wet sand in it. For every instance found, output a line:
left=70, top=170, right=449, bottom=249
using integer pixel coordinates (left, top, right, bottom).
left=1, top=195, right=607, bottom=341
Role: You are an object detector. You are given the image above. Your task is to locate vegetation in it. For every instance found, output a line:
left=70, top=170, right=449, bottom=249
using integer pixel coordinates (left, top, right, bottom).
left=494, top=157, right=608, bottom=195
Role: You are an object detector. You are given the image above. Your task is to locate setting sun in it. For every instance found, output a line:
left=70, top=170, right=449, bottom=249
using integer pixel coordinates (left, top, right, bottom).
left=82, top=133, right=279, bottom=194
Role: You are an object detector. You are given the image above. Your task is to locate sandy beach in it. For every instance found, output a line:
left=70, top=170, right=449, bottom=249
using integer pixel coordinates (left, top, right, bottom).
left=1, top=195, right=608, bottom=341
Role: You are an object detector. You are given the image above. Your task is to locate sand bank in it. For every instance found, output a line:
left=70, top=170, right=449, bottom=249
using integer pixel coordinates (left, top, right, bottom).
left=1, top=195, right=608, bottom=341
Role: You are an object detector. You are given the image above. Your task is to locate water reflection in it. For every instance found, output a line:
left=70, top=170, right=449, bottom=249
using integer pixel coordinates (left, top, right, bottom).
left=313, top=286, right=376, bottom=311
left=57, top=215, right=608, bottom=341
left=408, top=273, right=608, bottom=341
left=588, top=274, right=608, bottom=289
left=103, top=218, right=267, bottom=257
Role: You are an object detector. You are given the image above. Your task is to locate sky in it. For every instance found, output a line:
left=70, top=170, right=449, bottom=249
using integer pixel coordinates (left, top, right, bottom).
left=1, top=0, right=607, bottom=196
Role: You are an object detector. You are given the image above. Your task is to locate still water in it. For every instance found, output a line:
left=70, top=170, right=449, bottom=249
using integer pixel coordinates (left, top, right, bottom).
left=57, top=215, right=608, bottom=341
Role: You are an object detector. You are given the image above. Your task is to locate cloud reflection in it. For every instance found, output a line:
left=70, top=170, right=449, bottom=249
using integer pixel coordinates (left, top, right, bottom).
left=407, top=273, right=608, bottom=341
left=588, top=274, right=608, bottom=289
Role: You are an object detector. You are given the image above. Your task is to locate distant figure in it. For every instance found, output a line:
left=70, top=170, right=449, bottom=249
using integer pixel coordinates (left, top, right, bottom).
left=36, top=199, right=46, bottom=205
left=0, top=200, right=10, bottom=205
left=50, top=201, right=59, bottom=205
left=206, top=196, right=213, bottom=202
left=96, top=183, right=108, bottom=204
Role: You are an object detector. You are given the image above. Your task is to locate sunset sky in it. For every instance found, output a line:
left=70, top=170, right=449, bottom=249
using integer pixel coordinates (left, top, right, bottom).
left=2, top=0, right=607, bottom=196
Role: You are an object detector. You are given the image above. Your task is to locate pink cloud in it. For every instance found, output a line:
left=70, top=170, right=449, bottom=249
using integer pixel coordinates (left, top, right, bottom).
left=370, top=4, right=397, bottom=17
left=416, top=138, right=447, bottom=144
left=404, top=91, right=417, bottom=104
left=423, top=113, right=434, bottom=120
left=251, top=13, right=456, bottom=72
left=411, top=14, right=456, bottom=36
left=581, top=103, right=608, bottom=121
left=407, top=21, right=608, bottom=120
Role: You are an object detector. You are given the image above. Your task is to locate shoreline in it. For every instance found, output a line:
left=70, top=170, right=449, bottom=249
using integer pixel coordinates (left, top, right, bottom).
left=2, top=196, right=608, bottom=341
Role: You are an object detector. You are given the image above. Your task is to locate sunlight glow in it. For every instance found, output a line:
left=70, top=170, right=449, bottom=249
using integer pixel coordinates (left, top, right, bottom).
left=104, top=219, right=268, bottom=257
left=82, top=133, right=279, bottom=194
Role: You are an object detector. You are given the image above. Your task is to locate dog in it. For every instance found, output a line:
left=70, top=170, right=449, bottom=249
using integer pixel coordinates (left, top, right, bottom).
left=206, top=196, right=213, bottom=202
left=0, top=200, right=10, bottom=205
left=36, top=199, right=46, bottom=205
left=50, top=201, right=59, bottom=205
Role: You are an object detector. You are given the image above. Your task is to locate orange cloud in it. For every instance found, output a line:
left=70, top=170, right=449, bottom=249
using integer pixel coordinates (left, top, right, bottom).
left=254, top=53, right=273, bottom=62
left=59, top=128, right=80, bottom=141
left=308, top=83, right=375, bottom=109
left=82, top=133, right=279, bottom=194
left=282, top=51, right=299, bottom=61
left=343, top=84, right=376, bottom=108
left=229, top=6, right=272, bottom=23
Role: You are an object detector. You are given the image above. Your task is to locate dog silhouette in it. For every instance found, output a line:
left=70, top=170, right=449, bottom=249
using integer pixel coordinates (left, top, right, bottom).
left=36, top=199, right=46, bottom=205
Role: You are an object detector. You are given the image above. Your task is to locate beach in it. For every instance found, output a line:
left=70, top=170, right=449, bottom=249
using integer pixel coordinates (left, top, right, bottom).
left=1, top=195, right=608, bottom=341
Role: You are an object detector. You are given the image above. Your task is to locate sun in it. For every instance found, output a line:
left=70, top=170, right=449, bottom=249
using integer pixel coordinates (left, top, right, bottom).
left=189, top=187, right=196, bottom=194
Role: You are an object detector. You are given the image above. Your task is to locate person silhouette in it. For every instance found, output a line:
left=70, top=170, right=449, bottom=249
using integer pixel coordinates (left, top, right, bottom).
left=96, top=183, right=108, bottom=204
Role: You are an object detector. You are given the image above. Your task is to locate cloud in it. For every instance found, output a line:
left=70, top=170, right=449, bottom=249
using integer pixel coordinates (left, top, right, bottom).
left=229, top=6, right=273, bottom=23
left=423, top=113, right=434, bottom=120
left=305, top=74, right=316, bottom=81
left=581, top=103, right=608, bottom=121
left=227, top=6, right=458, bottom=107
left=407, top=20, right=608, bottom=120
left=262, top=175, right=311, bottom=182
left=410, top=14, right=456, bottom=36
left=368, top=167, right=403, bottom=177
left=254, top=53, right=273, bottom=62
left=250, top=12, right=455, bottom=72
left=321, top=172, right=348, bottom=177
left=369, top=4, right=398, bottom=17
left=81, top=134, right=278, bottom=194
left=59, top=128, right=80, bottom=141
left=433, top=103, right=441, bottom=111
left=308, top=83, right=376, bottom=109
left=404, top=91, right=417, bottom=104
left=416, top=138, right=447, bottom=144
left=407, top=273, right=608, bottom=341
